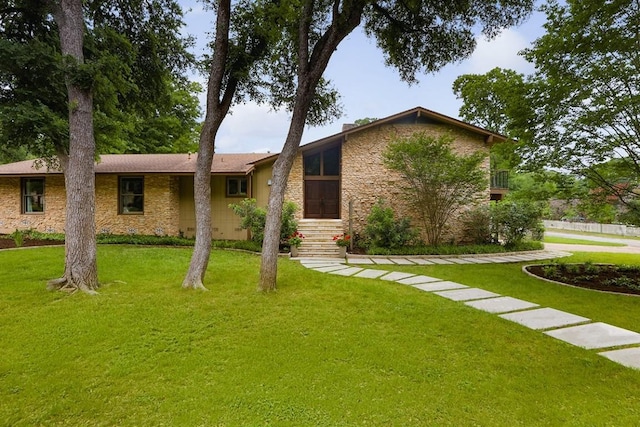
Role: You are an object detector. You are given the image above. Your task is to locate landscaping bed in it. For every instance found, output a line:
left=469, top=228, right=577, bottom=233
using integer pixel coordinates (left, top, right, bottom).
left=526, top=263, right=640, bottom=296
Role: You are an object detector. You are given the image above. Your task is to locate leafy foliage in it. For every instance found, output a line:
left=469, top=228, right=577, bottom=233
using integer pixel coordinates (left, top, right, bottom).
left=520, top=0, right=640, bottom=219
left=384, top=132, right=487, bottom=245
left=363, top=199, right=417, bottom=250
left=0, top=0, right=198, bottom=159
left=229, top=198, right=298, bottom=245
left=490, top=200, right=544, bottom=247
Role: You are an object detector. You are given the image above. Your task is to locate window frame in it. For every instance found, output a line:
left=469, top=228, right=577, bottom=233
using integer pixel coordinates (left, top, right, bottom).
left=119, top=176, right=145, bottom=215
left=21, top=177, right=45, bottom=214
left=226, top=176, right=248, bottom=198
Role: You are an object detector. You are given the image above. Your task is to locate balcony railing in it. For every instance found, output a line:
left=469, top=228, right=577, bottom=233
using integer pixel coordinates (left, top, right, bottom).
left=490, top=170, right=509, bottom=190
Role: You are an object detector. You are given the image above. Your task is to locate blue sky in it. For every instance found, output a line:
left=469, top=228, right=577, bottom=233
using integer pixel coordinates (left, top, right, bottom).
left=179, top=1, right=547, bottom=153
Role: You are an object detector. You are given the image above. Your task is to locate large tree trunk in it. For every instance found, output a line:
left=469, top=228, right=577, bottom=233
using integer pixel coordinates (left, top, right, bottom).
left=47, top=0, right=99, bottom=294
left=258, top=0, right=363, bottom=291
left=259, top=107, right=309, bottom=291
left=182, top=0, right=233, bottom=290
left=182, top=122, right=216, bottom=290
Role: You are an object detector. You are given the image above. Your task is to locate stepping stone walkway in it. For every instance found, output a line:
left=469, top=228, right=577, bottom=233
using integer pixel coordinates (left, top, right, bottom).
left=297, top=251, right=640, bottom=371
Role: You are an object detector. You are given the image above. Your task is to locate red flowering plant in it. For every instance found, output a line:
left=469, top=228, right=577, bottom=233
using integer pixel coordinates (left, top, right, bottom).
left=332, top=233, right=351, bottom=247
left=288, top=231, right=305, bottom=248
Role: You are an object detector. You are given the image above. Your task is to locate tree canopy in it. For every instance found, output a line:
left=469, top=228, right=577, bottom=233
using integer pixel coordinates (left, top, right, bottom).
left=0, top=0, right=198, bottom=161
left=521, top=0, right=640, bottom=217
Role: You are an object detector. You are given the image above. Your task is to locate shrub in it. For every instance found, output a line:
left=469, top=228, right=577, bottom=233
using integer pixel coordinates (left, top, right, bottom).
left=490, top=200, right=544, bottom=247
left=229, top=198, right=298, bottom=245
left=460, top=205, right=494, bottom=244
left=364, top=199, right=418, bottom=249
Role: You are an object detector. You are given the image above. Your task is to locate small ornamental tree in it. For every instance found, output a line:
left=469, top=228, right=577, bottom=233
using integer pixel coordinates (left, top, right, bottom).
left=384, top=132, right=487, bottom=245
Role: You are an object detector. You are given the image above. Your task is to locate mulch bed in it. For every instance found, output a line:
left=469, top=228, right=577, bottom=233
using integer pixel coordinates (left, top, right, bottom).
left=0, top=239, right=63, bottom=250
left=526, top=264, right=640, bottom=296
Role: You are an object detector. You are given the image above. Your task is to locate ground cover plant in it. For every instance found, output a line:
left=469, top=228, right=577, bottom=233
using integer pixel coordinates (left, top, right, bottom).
left=1, top=247, right=640, bottom=425
left=526, top=262, right=640, bottom=295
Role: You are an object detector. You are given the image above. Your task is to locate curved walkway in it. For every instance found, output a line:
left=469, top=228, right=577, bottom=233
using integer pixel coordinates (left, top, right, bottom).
left=295, top=250, right=640, bottom=371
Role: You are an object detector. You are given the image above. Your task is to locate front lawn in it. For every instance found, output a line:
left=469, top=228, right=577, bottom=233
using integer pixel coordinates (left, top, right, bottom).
left=1, top=247, right=640, bottom=425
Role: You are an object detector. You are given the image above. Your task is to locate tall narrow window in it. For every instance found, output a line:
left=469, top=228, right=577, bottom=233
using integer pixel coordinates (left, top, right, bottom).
left=22, top=178, right=45, bottom=213
left=119, top=177, right=144, bottom=214
left=227, top=176, right=248, bottom=197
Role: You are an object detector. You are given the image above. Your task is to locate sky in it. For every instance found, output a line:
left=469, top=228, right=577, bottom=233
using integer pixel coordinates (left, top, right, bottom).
left=179, top=1, right=548, bottom=154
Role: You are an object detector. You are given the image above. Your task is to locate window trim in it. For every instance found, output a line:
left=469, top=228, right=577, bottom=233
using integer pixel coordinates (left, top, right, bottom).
left=226, top=176, right=248, bottom=198
left=119, top=176, right=145, bottom=215
left=21, top=177, right=45, bottom=214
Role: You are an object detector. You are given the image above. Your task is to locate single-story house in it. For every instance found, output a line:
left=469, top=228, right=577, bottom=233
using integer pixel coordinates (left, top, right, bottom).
left=0, top=107, right=508, bottom=246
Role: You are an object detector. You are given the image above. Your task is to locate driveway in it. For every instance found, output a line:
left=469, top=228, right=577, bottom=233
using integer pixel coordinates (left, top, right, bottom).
left=544, top=231, right=640, bottom=254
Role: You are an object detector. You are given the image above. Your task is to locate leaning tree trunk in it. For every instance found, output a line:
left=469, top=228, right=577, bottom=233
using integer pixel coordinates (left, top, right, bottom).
left=182, top=123, right=216, bottom=290
left=182, top=0, right=234, bottom=290
left=46, top=0, right=98, bottom=294
left=259, top=94, right=311, bottom=292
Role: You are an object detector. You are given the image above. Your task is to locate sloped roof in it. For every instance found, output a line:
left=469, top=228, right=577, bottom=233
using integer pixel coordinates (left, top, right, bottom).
left=252, top=106, right=508, bottom=166
left=0, top=153, right=274, bottom=176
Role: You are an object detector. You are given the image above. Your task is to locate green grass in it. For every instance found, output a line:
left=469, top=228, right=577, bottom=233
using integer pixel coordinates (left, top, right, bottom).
left=1, top=247, right=640, bottom=425
left=543, top=235, right=626, bottom=246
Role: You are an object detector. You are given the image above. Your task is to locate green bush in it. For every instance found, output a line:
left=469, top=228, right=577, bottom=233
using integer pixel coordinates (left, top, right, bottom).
left=460, top=205, right=494, bottom=244
left=490, top=200, right=544, bottom=248
left=363, top=199, right=418, bottom=249
left=229, top=198, right=299, bottom=245
left=365, top=241, right=542, bottom=256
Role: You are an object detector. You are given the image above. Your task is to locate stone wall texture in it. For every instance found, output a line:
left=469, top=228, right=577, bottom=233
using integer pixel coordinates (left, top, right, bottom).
left=0, top=174, right=181, bottom=236
left=285, top=122, right=491, bottom=243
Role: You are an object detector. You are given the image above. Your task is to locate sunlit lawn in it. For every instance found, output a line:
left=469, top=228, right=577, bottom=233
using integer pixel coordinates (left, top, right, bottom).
left=543, top=235, right=626, bottom=246
left=1, top=246, right=640, bottom=426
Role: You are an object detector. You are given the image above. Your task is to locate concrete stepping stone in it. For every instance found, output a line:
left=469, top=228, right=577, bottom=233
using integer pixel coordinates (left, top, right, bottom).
left=599, top=347, right=640, bottom=370
left=447, top=258, right=474, bottom=264
left=380, top=271, right=416, bottom=281
left=545, top=322, right=640, bottom=349
left=354, top=269, right=389, bottom=279
left=413, top=281, right=467, bottom=292
left=371, top=258, right=396, bottom=265
left=330, top=267, right=364, bottom=276
left=347, top=258, right=375, bottom=265
left=428, top=259, right=455, bottom=265
left=312, top=265, right=352, bottom=273
left=434, top=288, right=500, bottom=301
left=396, top=275, right=441, bottom=285
left=411, top=259, right=435, bottom=265
left=500, top=308, right=589, bottom=330
left=389, top=258, right=415, bottom=265
left=302, top=262, right=344, bottom=269
left=465, top=296, right=539, bottom=314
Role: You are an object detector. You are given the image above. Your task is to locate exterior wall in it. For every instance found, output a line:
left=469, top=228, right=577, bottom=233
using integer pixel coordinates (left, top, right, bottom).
left=0, top=175, right=66, bottom=234
left=253, top=162, right=274, bottom=207
left=286, top=122, right=491, bottom=243
left=95, top=174, right=180, bottom=236
left=211, top=175, right=248, bottom=240
left=284, top=154, right=304, bottom=220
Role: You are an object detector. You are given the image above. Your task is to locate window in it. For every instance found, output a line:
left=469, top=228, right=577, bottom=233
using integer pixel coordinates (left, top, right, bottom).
left=22, top=178, right=45, bottom=213
left=119, top=177, right=144, bottom=214
left=303, top=145, right=341, bottom=177
left=227, top=176, right=248, bottom=197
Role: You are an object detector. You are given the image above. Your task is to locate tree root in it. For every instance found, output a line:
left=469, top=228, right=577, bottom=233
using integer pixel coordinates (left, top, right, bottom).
left=47, top=277, right=99, bottom=295
left=181, top=278, right=209, bottom=291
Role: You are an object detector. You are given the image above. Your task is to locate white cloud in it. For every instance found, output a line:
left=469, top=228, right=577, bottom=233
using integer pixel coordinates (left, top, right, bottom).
left=464, top=28, right=534, bottom=75
left=216, top=103, right=291, bottom=153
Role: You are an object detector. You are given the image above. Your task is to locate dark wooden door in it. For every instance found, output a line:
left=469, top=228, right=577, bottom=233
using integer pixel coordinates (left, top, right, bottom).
left=305, top=180, right=340, bottom=218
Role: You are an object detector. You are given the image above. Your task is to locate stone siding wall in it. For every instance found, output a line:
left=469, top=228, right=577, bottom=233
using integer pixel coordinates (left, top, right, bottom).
left=284, top=154, right=305, bottom=220
left=342, top=123, right=490, bottom=243
left=285, top=122, right=491, bottom=243
left=0, top=174, right=181, bottom=236
left=0, top=175, right=66, bottom=234
left=95, top=174, right=180, bottom=236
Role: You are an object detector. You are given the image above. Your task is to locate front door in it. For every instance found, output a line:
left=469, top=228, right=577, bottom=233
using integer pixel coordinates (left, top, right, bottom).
left=304, top=180, right=340, bottom=218
left=303, top=144, right=341, bottom=219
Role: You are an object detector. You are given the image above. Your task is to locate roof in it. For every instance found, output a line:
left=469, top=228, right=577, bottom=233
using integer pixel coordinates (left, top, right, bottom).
left=252, top=106, right=509, bottom=166
left=0, top=153, right=274, bottom=176
left=301, top=106, right=508, bottom=152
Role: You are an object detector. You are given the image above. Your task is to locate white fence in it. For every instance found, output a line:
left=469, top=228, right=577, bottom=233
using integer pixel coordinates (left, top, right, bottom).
left=544, top=220, right=640, bottom=237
